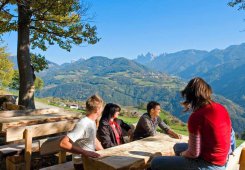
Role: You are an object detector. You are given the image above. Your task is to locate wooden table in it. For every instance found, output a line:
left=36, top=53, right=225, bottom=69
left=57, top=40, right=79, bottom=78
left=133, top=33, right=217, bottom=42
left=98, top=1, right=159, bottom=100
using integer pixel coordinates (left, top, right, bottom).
left=40, top=138, right=245, bottom=170
left=83, top=134, right=188, bottom=170
left=0, top=108, right=82, bottom=133
left=0, top=108, right=82, bottom=170
left=0, top=109, right=187, bottom=170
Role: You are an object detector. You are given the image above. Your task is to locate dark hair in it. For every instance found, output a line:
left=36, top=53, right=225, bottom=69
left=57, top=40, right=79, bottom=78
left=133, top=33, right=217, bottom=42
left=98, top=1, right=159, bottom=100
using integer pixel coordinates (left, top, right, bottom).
left=147, top=101, right=160, bottom=113
left=101, top=103, right=121, bottom=120
left=181, top=77, right=212, bottom=112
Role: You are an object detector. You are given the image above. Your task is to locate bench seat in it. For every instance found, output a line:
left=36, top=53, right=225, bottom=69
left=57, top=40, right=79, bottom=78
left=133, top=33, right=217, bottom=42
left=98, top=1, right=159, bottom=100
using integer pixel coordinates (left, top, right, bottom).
left=40, top=161, right=74, bottom=170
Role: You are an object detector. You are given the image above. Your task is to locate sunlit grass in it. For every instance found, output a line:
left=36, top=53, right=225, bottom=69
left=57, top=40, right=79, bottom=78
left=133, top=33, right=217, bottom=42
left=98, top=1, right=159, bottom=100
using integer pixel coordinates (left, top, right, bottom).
left=118, top=116, right=138, bottom=124
left=119, top=115, right=244, bottom=148
left=170, top=124, right=188, bottom=136
left=236, top=139, right=244, bottom=147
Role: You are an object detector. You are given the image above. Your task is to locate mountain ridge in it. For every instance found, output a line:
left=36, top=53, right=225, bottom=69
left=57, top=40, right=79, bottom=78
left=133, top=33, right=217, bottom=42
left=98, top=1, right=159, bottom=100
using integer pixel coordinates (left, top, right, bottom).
left=35, top=56, right=245, bottom=134
left=134, top=43, right=245, bottom=122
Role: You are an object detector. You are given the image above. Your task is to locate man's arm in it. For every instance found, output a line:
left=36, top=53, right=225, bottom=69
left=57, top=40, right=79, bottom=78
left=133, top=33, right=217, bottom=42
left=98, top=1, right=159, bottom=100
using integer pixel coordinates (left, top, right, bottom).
left=158, top=117, right=181, bottom=139
left=167, top=129, right=182, bottom=139
left=59, top=136, right=100, bottom=158
left=140, top=116, right=155, bottom=136
left=95, top=137, right=104, bottom=151
left=158, top=117, right=170, bottom=133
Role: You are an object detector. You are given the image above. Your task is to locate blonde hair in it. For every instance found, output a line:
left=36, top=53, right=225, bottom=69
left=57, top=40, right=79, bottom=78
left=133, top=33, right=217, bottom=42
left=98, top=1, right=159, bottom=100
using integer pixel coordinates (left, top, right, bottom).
left=86, top=94, right=104, bottom=113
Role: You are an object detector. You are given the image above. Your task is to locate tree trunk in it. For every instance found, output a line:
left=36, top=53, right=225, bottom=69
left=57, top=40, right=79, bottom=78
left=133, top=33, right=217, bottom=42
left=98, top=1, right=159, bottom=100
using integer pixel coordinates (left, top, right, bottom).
left=17, top=2, right=35, bottom=109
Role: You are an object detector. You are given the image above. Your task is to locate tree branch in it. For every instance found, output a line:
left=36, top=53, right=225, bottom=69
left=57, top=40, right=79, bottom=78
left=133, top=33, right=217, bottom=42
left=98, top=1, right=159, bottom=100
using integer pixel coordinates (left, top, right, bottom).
left=31, top=14, right=78, bottom=24
left=30, top=0, right=48, bottom=13
left=0, top=0, right=10, bottom=11
left=30, top=0, right=55, bottom=17
left=30, top=26, right=65, bottom=38
left=30, top=25, right=83, bottom=42
left=1, top=8, right=18, bottom=17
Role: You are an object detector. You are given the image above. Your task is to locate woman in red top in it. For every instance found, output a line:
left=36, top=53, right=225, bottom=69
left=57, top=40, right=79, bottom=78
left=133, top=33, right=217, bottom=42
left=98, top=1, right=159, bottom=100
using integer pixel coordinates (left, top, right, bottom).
left=97, top=103, right=133, bottom=149
left=151, top=77, right=231, bottom=170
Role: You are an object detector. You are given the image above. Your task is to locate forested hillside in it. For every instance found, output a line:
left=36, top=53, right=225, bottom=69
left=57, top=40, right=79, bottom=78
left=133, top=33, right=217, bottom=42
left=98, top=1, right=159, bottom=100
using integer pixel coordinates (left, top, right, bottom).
left=34, top=56, right=245, bottom=134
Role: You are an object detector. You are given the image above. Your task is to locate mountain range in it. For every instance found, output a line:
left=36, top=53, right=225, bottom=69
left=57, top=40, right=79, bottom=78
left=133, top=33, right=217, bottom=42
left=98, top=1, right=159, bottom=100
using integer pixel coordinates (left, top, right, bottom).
left=9, top=43, right=245, bottom=134
left=135, top=43, right=245, bottom=111
left=37, top=56, right=184, bottom=110
left=32, top=55, right=245, bottom=134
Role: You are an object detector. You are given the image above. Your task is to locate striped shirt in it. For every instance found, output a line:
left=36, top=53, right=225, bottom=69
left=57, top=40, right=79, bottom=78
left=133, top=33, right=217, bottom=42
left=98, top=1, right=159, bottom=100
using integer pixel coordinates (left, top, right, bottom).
left=185, top=132, right=201, bottom=158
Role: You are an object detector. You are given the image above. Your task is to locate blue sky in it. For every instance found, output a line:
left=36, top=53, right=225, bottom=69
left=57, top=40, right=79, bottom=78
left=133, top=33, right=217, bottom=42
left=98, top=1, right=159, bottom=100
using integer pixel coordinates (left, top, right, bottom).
left=2, top=0, right=245, bottom=64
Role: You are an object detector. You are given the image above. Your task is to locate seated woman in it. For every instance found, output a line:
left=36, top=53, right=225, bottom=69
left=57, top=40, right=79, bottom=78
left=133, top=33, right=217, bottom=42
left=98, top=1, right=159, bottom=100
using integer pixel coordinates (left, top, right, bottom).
left=132, top=101, right=181, bottom=141
left=151, top=77, right=232, bottom=170
left=97, top=103, right=132, bottom=149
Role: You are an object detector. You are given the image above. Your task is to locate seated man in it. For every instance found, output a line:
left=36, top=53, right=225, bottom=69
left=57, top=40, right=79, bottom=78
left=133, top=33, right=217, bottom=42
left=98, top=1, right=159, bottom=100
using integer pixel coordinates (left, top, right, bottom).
left=59, top=95, right=104, bottom=170
left=132, top=101, right=181, bottom=141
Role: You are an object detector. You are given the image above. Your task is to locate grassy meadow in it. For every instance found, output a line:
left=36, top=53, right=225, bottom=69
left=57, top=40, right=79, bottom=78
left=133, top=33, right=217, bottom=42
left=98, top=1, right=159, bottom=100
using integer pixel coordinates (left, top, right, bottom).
left=119, top=110, right=244, bottom=147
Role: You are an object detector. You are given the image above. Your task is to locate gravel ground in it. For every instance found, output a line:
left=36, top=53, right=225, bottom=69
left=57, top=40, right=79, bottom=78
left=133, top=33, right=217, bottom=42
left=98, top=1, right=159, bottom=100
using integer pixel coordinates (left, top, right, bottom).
left=34, top=101, right=60, bottom=109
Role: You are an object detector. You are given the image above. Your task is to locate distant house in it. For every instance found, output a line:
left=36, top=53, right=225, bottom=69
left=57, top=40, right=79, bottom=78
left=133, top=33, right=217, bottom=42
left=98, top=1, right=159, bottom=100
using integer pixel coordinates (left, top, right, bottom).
left=69, top=104, right=78, bottom=109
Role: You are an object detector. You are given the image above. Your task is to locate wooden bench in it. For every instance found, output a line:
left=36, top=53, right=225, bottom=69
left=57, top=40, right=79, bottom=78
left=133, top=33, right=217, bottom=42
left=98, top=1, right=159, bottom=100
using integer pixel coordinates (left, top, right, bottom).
left=39, top=161, right=74, bottom=170
left=240, top=147, right=245, bottom=170
left=0, top=135, right=68, bottom=158
left=226, top=142, right=245, bottom=170
left=0, top=108, right=82, bottom=170
left=0, top=108, right=61, bottom=118
left=0, top=139, right=41, bottom=157
left=4, top=119, right=78, bottom=170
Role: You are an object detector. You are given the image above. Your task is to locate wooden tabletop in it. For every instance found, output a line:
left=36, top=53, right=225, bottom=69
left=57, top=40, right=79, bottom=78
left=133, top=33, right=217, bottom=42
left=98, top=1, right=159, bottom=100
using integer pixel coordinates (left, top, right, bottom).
left=83, top=134, right=188, bottom=170
left=0, top=109, right=82, bottom=132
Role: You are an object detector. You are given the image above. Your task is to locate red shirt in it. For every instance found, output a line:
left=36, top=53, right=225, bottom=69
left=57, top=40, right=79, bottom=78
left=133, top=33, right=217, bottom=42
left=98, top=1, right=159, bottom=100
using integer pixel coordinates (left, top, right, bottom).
left=188, top=102, right=231, bottom=166
left=110, top=121, right=121, bottom=145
